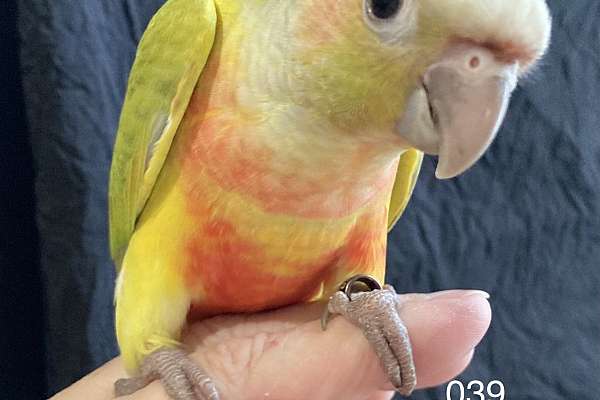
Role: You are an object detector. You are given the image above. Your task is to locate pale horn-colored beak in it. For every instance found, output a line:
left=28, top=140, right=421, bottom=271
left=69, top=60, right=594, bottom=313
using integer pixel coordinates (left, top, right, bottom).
left=396, top=43, right=519, bottom=179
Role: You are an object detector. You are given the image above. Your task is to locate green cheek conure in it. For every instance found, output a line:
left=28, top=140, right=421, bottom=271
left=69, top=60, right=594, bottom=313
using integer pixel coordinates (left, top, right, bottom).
left=108, top=0, right=551, bottom=398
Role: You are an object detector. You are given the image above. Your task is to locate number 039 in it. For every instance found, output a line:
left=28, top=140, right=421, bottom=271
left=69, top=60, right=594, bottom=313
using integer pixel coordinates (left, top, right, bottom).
left=446, top=380, right=505, bottom=400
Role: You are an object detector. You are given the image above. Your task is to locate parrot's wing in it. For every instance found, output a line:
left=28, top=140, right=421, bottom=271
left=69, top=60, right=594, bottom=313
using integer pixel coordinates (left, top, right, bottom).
left=387, top=149, right=424, bottom=231
left=109, top=0, right=217, bottom=267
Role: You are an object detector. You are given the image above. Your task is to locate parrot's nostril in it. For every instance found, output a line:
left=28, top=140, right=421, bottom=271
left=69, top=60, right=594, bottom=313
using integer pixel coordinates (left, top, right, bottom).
left=469, top=56, right=481, bottom=69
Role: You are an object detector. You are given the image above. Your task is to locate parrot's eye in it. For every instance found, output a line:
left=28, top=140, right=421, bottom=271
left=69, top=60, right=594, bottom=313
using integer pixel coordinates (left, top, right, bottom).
left=367, top=0, right=403, bottom=20
left=363, top=0, right=415, bottom=42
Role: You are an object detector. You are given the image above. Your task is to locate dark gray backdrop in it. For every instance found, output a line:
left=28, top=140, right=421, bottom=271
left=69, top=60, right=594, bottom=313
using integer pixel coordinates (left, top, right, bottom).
left=4, top=0, right=599, bottom=398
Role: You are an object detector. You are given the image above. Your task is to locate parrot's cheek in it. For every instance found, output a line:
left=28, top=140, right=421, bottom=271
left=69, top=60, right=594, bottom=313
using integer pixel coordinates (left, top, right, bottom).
left=395, top=43, right=519, bottom=179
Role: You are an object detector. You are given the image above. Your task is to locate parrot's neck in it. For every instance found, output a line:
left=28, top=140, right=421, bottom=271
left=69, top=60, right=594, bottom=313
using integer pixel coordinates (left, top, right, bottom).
left=176, top=2, right=410, bottom=219
left=179, top=89, right=406, bottom=219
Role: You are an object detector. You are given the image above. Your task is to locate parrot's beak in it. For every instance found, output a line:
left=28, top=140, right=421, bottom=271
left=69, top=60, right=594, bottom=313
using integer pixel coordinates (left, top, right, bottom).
left=396, top=43, right=519, bottom=179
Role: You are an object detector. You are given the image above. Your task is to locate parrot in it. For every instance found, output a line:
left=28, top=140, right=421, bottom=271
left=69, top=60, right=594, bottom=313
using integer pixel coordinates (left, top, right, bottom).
left=108, top=0, right=551, bottom=399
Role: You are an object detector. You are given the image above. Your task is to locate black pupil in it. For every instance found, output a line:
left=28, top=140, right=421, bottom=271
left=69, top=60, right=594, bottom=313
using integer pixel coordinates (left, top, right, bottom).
left=371, top=0, right=401, bottom=19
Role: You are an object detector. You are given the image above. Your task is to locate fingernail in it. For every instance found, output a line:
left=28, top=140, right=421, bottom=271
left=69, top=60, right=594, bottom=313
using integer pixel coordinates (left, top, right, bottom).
left=423, top=289, right=490, bottom=301
left=464, top=290, right=491, bottom=300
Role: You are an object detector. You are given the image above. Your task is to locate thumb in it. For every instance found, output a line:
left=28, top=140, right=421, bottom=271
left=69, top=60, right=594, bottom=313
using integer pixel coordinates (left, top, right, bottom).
left=395, top=290, right=491, bottom=389
left=245, top=290, right=491, bottom=400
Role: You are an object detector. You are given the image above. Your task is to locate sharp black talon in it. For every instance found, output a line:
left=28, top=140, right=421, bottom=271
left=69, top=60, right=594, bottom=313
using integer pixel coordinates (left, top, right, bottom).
left=339, top=275, right=382, bottom=300
left=321, top=275, right=382, bottom=331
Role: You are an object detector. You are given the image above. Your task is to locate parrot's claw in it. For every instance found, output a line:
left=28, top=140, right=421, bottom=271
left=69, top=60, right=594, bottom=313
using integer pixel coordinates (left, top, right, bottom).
left=114, top=348, right=219, bottom=400
left=323, top=277, right=416, bottom=397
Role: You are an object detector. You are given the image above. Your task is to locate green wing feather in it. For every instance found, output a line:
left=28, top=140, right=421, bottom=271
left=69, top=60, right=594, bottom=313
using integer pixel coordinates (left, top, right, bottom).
left=387, top=149, right=424, bottom=231
left=109, top=0, right=217, bottom=268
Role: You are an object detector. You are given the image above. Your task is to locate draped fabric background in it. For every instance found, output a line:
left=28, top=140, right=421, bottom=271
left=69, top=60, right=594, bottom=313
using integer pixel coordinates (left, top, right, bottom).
left=4, top=0, right=598, bottom=398
left=1, top=2, right=44, bottom=398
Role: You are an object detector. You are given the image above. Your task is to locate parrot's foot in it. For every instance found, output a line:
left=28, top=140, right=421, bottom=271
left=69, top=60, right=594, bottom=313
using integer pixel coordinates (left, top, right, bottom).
left=321, top=275, right=416, bottom=397
left=114, top=348, right=219, bottom=400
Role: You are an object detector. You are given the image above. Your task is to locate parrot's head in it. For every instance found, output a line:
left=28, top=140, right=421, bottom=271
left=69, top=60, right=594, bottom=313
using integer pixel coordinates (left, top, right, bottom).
left=288, top=0, right=551, bottom=178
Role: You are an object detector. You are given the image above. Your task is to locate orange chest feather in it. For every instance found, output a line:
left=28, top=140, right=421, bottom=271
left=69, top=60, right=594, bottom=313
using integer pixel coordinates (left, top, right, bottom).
left=173, top=93, right=396, bottom=318
left=172, top=136, right=392, bottom=317
left=183, top=203, right=389, bottom=319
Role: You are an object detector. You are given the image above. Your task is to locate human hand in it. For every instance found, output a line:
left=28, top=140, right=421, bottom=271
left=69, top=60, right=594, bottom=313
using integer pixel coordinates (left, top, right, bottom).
left=52, top=290, right=491, bottom=400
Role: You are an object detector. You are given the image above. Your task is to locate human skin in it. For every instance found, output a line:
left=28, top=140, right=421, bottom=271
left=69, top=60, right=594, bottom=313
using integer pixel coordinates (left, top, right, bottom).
left=52, top=290, right=491, bottom=400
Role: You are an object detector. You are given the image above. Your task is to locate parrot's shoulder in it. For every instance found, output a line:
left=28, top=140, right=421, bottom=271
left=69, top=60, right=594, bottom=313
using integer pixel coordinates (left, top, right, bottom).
left=387, top=149, right=423, bottom=231
left=108, top=0, right=218, bottom=267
